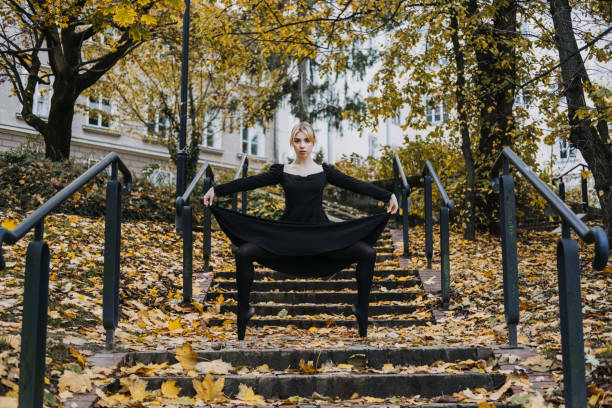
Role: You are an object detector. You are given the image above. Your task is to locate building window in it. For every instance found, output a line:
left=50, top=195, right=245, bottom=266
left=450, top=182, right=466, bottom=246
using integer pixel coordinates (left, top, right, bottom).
left=425, top=99, right=447, bottom=124
left=202, top=115, right=221, bottom=148
left=391, top=109, right=401, bottom=126
left=368, top=135, right=377, bottom=157
left=559, top=138, right=577, bottom=160
left=242, top=124, right=264, bottom=156
left=148, top=111, right=170, bottom=140
left=33, top=83, right=51, bottom=119
left=88, top=95, right=112, bottom=128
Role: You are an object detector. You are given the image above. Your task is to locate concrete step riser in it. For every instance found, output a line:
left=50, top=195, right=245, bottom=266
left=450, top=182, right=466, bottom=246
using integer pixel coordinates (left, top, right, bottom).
left=130, top=373, right=506, bottom=399
left=218, top=304, right=418, bottom=316
left=205, top=291, right=419, bottom=304
left=126, top=347, right=495, bottom=369
left=212, top=280, right=419, bottom=292
left=215, top=269, right=418, bottom=280
left=206, top=318, right=429, bottom=328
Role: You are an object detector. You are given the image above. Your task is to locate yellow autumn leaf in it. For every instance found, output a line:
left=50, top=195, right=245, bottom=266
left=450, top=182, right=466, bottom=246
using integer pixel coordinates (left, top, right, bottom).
left=299, top=359, right=317, bottom=374
left=1, top=219, right=18, bottom=230
left=0, top=397, right=17, bottom=408
left=381, top=363, right=395, bottom=372
left=193, top=375, right=226, bottom=402
left=113, top=6, right=138, bottom=27
left=69, top=347, right=87, bottom=368
left=175, top=342, right=198, bottom=370
left=72, top=192, right=81, bottom=201
left=168, top=317, right=182, bottom=331
left=161, top=379, right=181, bottom=398
left=58, top=370, right=92, bottom=393
left=128, top=377, right=147, bottom=401
left=141, top=14, right=157, bottom=25
left=236, top=383, right=264, bottom=403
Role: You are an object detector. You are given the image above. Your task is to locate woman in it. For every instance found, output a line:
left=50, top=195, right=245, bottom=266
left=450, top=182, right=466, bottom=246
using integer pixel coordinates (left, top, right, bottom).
left=203, top=122, right=399, bottom=340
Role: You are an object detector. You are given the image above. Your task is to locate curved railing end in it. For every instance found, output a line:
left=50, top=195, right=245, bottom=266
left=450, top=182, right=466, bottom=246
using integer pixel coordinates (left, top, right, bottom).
left=587, top=226, right=609, bottom=270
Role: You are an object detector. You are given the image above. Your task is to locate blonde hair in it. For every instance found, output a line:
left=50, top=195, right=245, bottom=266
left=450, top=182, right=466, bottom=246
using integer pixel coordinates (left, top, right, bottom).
left=290, top=122, right=316, bottom=145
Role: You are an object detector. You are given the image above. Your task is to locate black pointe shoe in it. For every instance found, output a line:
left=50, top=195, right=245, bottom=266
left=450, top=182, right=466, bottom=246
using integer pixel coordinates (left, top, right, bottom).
left=351, top=305, right=368, bottom=337
left=237, top=306, right=255, bottom=340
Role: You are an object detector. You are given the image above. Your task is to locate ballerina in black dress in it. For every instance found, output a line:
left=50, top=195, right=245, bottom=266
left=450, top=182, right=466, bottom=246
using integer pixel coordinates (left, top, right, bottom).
left=203, top=122, right=399, bottom=340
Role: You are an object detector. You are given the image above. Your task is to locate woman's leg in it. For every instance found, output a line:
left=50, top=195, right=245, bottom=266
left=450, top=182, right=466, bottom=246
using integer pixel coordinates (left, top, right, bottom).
left=324, top=241, right=377, bottom=336
left=234, top=242, right=279, bottom=339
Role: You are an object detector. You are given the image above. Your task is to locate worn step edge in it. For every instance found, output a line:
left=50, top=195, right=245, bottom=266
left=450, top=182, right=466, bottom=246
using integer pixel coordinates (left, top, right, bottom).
left=126, top=346, right=495, bottom=368
left=124, top=373, right=506, bottom=399
left=206, top=318, right=431, bottom=328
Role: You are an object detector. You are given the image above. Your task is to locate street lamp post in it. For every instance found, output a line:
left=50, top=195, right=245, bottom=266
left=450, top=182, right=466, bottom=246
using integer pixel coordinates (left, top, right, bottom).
left=176, top=0, right=190, bottom=231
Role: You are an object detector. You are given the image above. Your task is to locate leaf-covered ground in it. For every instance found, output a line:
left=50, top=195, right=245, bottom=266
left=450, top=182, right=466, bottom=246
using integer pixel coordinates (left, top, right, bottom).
left=0, top=208, right=610, bottom=407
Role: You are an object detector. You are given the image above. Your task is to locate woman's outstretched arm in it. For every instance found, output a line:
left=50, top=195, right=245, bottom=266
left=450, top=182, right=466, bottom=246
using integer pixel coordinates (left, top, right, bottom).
left=323, top=163, right=392, bottom=202
left=212, top=163, right=283, bottom=196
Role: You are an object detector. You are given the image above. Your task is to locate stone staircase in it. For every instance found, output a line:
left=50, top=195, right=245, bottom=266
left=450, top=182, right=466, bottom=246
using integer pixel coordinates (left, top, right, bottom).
left=104, top=224, right=515, bottom=406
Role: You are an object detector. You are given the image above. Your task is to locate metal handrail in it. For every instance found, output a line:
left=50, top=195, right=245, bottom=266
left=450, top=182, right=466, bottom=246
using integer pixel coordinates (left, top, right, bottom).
left=175, top=155, right=250, bottom=304
left=0, top=152, right=132, bottom=408
left=0, top=152, right=131, bottom=254
left=421, top=160, right=454, bottom=306
left=491, top=147, right=609, bottom=408
left=423, top=161, right=454, bottom=216
left=491, top=147, right=607, bottom=265
left=392, top=154, right=410, bottom=256
left=551, top=163, right=588, bottom=182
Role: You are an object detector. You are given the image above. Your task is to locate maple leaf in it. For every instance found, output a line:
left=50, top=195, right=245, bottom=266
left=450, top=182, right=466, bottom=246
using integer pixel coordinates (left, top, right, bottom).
left=128, top=377, right=147, bottom=401
left=175, top=342, right=198, bottom=370
left=161, top=379, right=181, bottom=398
left=1, top=219, right=18, bottom=230
left=193, top=375, right=227, bottom=402
left=113, top=7, right=138, bottom=27
left=195, top=359, right=233, bottom=374
left=58, top=370, right=92, bottom=393
left=236, top=383, right=265, bottom=403
left=168, top=317, right=183, bottom=331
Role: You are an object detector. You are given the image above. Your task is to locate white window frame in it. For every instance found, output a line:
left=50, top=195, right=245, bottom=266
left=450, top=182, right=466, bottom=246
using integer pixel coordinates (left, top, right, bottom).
left=425, top=98, right=448, bottom=124
left=242, top=123, right=265, bottom=157
left=202, top=114, right=222, bottom=149
left=32, top=82, right=51, bottom=119
left=149, top=112, right=170, bottom=140
left=88, top=95, right=112, bottom=128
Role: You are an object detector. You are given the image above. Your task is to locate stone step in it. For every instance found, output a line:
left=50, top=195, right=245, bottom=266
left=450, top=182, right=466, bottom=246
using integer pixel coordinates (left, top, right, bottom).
left=205, top=290, right=420, bottom=304
left=127, top=346, right=495, bottom=369
left=215, top=268, right=417, bottom=281
left=218, top=304, right=419, bottom=316
left=124, top=373, right=505, bottom=399
left=211, top=279, right=420, bottom=292
left=206, top=317, right=430, bottom=329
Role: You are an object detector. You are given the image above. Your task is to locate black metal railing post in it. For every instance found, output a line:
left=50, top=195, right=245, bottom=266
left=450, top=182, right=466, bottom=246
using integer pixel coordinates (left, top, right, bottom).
left=557, top=236, right=586, bottom=407
left=241, top=158, right=249, bottom=214
left=498, top=158, right=520, bottom=348
left=103, top=160, right=122, bottom=349
left=558, top=177, right=566, bottom=202
left=18, top=220, right=49, bottom=408
left=182, top=202, right=193, bottom=303
left=440, top=205, right=450, bottom=305
left=401, top=185, right=409, bottom=256
left=581, top=174, right=588, bottom=212
left=423, top=171, right=433, bottom=269
left=202, top=176, right=213, bottom=272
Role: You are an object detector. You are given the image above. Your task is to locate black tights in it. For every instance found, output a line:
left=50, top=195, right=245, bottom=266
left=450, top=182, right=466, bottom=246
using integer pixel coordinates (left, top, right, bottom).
left=234, top=241, right=376, bottom=315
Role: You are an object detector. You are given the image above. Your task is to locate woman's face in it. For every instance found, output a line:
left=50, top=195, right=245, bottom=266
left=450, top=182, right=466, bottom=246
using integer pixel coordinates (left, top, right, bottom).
left=291, top=132, right=315, bottom=159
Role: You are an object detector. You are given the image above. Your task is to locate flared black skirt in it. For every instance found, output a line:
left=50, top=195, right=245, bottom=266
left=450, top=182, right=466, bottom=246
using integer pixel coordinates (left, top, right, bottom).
left=209, top=204, right=391, bottom=278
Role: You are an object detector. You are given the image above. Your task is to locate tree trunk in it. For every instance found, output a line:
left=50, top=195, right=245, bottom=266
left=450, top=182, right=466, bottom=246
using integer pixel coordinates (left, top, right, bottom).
left=474, top=0, right=517, bottom=233
left=548, top=0, right=612, bottom=241
left=297, top=58, right=309, bottom=121
left=450, top=6, right=476, bottom=240
left=44, top=77, right=79, bottom=161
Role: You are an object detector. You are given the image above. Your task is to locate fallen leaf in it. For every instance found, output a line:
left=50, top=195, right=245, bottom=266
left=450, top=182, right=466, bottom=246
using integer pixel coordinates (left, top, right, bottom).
left=128, top=377, right=147, bottom=401
left=193, top=375, right=226, bottom=402
left=58, top=370, right=92, bottom=393
left=161, top=379, right=181, bottom=398
left=176, top=343, right=198, bottom=370
left=195, top=359, right=233, bottom=374
left=236, top=383, right=264, bottom=403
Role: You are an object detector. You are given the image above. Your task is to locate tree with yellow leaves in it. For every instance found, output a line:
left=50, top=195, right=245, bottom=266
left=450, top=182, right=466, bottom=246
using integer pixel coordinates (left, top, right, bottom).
left=0, top=0, right=182, bottom=161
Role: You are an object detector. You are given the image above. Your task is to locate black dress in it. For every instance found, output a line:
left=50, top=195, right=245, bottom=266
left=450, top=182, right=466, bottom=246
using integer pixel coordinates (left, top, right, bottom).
left=209, top=162, right=392, bottom=278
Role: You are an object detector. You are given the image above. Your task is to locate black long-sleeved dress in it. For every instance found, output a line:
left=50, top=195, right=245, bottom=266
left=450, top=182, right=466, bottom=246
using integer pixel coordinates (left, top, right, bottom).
left=209, top=162, right=392, bottom=278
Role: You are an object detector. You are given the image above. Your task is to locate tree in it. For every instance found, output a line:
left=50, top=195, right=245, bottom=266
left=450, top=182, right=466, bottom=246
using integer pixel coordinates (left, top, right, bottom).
left=0, top=0, right=180, bottom=161
left=547, top=0, right=612, bottom=240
